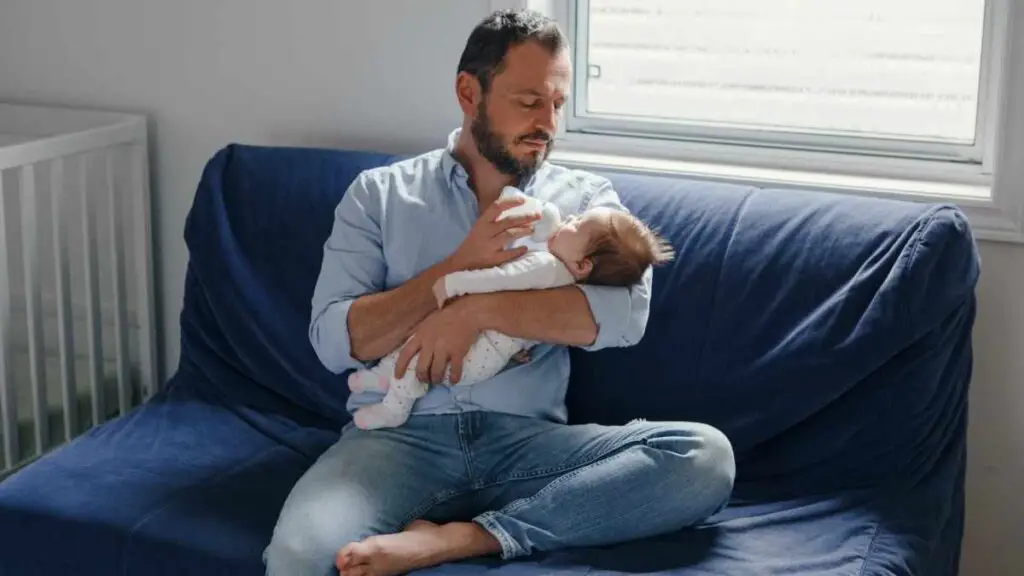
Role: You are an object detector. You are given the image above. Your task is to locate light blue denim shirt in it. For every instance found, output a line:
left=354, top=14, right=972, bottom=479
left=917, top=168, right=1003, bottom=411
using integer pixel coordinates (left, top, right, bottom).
left=309, top=129, right=653, bottom=423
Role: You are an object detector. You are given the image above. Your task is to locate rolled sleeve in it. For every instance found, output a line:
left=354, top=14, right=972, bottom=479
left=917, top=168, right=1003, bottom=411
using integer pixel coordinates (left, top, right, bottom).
left=308, top=172, right=385, bottom=374
left=576, top=176, right=654, bottom=351
left=577, top=268, right=652, bottom=351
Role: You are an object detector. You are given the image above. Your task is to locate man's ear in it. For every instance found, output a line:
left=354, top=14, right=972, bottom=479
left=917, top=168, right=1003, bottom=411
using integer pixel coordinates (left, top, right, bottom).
left=456, top=72, right=481, bottom=116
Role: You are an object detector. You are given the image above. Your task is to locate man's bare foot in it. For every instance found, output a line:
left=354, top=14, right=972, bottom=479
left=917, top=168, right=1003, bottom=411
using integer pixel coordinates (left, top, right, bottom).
left=335, top=519, right=501, bottom=576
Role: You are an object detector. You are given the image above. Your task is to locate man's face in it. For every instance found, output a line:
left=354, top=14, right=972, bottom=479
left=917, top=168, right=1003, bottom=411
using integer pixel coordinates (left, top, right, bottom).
left=471, top=41, right=571, bottom=179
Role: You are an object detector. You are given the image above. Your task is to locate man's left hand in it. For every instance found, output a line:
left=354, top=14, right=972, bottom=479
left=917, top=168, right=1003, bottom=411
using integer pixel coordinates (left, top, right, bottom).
left=394, top=298, right=481, bottom=385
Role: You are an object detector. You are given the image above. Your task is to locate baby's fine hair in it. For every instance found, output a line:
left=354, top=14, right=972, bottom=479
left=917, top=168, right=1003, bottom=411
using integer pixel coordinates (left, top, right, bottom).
left=585, top=212, right=675, bottom=286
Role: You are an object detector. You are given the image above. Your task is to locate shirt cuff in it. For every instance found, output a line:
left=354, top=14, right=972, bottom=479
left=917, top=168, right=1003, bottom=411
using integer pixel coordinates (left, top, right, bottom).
left=309, top=298, right=370, bottom=374
left=576, top=283, right=635, bottom=351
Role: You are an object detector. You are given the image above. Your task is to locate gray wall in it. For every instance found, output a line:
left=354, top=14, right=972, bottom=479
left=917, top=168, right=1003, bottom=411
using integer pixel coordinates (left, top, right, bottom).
left=0, top=1, right=1020, bottom=573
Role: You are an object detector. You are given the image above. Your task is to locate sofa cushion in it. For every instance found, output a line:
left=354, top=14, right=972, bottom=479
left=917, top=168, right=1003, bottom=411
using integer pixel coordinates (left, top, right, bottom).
left=179, top=144, right=401, bottom=426
left=0, top=375, right=338, bottom=575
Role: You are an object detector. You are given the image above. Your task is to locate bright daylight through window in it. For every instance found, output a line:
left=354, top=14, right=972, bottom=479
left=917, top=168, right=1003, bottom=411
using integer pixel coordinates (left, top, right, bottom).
left=570, top=0, right=989, bottom=163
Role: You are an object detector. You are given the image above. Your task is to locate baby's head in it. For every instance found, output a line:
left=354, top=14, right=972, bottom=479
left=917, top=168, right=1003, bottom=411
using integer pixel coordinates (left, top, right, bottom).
left=548, top=207, right=674, bottom=285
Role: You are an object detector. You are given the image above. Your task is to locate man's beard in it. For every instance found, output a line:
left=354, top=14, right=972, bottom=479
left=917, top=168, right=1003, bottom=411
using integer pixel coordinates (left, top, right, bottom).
left=470, top=100, right=553, bottom=181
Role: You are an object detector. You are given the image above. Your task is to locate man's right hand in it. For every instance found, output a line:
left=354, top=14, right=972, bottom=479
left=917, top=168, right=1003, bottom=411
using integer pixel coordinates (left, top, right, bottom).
left=446, top=197, right=540, bottom=271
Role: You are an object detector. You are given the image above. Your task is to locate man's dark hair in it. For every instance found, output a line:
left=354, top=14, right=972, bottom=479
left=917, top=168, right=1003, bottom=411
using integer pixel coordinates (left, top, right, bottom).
left=457, top=9, right=567, bottom=93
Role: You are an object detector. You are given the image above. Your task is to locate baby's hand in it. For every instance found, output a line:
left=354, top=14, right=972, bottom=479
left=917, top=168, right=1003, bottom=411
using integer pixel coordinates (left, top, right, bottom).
left=432, top=278, right=448, bottom=308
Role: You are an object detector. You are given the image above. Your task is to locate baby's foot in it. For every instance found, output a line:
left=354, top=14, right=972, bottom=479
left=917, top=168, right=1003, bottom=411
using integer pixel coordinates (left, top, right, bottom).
left=348, top=371, right=390, bottom=394
left=353, top=404, right=409, bottom=430
left=432, top=278, right=448, bottom=308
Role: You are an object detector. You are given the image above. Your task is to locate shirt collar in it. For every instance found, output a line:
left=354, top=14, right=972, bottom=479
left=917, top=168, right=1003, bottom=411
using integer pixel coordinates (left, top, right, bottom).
left=441, top=128, right=468, bottom=189
left=440, top=127, right=546, bottom=193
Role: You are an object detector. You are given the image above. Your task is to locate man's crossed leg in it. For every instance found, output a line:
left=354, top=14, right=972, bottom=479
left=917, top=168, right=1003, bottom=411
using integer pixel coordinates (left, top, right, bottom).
left=263, top=412, right=735, bottom=576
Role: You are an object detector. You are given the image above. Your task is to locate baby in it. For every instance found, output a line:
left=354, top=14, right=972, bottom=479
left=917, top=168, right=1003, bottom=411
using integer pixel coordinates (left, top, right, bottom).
left=347, top=186, right=674, bottom=430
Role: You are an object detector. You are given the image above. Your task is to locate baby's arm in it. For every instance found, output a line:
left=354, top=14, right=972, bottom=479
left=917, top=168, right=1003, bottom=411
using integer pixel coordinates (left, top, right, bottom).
left=433, top=252, right=575, bottom=307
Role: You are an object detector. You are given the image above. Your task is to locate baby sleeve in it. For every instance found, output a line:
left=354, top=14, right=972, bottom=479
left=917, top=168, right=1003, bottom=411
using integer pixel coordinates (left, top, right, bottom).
left=442, top=252, right=575, bottom=301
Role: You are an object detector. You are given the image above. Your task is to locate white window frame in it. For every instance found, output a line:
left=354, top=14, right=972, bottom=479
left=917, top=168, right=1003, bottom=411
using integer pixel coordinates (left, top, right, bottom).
left=570, top=0, right=991, bottom=167
left=492, top=0, right=1024, bottom=243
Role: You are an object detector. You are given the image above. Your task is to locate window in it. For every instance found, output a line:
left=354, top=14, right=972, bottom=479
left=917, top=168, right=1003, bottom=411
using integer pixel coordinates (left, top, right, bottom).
left=572, top=0, right=988, bottom=163
left=501, top=0, right=1024, bottom=241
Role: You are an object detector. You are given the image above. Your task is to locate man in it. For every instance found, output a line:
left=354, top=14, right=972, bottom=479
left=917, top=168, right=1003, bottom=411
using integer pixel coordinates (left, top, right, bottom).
left=264, top=9, right=735, bottom=576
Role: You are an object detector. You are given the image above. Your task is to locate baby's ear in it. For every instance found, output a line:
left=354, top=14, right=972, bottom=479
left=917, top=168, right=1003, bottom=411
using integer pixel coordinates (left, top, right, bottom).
left=573, top=257, right=594, bottom=280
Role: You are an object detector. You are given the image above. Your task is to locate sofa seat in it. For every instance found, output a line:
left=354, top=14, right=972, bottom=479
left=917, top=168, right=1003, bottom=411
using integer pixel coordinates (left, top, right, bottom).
left=0, top=376, right=963, bottom=575
left=0, top=375, right=338, bottom=575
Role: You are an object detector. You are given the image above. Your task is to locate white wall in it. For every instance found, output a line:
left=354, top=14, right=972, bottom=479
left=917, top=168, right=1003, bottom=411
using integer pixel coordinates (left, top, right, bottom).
left=0, top=0, right=484, bottom=377
left=961, top=241, right=1024, bottom=574
left=0, top=1, right=1019, bottom=573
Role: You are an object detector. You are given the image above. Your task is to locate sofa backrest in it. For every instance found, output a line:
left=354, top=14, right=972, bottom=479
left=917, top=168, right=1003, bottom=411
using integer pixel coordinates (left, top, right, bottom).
left=179, top=143, right=979, bottom=493
left=566, top=171, right=979, bottom=494
left=178, top=144, right=400, bottom=427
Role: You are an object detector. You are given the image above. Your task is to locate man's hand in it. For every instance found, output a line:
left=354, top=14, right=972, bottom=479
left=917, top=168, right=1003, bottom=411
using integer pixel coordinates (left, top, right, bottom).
left=394, top=298, right=481, bottom=385
left=446, top=197, right=539, bottom=271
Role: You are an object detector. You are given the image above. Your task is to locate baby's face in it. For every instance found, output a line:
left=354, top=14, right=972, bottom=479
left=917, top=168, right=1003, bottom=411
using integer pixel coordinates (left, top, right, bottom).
left=547, top=207, right=614, bottom=275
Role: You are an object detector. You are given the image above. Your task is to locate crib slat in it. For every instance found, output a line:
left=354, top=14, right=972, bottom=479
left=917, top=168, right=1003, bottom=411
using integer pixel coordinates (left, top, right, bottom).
left=106, top=150, right=131, bottom=415
left=131, top=140, right=158, bottom=399
left=81, top=154, right=105, bottom=426
left=51, top=157, right=78, bottom=440
left=0, top=171, right=19, bottom=469
left=20, top=164, right=49, bottom=454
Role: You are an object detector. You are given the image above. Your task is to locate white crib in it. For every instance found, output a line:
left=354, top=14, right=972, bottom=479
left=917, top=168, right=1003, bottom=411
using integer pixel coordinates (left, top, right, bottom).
left=0, top=103, right=157, bottom=477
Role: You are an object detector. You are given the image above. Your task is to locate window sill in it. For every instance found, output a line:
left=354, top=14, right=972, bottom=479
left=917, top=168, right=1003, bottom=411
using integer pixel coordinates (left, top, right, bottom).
left=549, top=145, right=1024, bottom=244
left=550, top=148, right=991, bottom=202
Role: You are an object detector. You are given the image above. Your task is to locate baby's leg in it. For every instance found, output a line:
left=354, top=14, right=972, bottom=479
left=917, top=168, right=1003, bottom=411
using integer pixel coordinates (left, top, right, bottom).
left=449, top=331, right=528, bottom=386
left=484, top=330, right=529, bottom=359
left=353, top=365, right=427, bottom=430
left=347, top=351, right=400, bottom=394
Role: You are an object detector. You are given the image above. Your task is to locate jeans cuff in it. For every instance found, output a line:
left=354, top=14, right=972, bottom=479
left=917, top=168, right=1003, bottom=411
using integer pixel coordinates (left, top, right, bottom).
left=473, top=511, right=526, bottom=560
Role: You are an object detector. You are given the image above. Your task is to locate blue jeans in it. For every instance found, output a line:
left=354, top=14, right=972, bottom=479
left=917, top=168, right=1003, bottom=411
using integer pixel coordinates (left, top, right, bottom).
left=263, top=412, right=735, bottom=575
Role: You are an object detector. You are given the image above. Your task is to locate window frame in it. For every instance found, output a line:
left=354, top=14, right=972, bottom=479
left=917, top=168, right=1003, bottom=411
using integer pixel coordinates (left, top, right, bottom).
left=569, top=0, right=993, bottom=167
left=491, top=0, right=1024, bottom=242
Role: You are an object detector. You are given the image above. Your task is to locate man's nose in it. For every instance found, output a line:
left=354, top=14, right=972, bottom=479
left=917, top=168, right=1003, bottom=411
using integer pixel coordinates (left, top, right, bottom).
left=535, top=103, right=558, bottom=135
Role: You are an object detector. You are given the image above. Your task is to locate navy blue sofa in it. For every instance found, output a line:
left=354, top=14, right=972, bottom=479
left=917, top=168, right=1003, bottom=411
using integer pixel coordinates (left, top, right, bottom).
left=0, top=143, right=979, bottom=575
